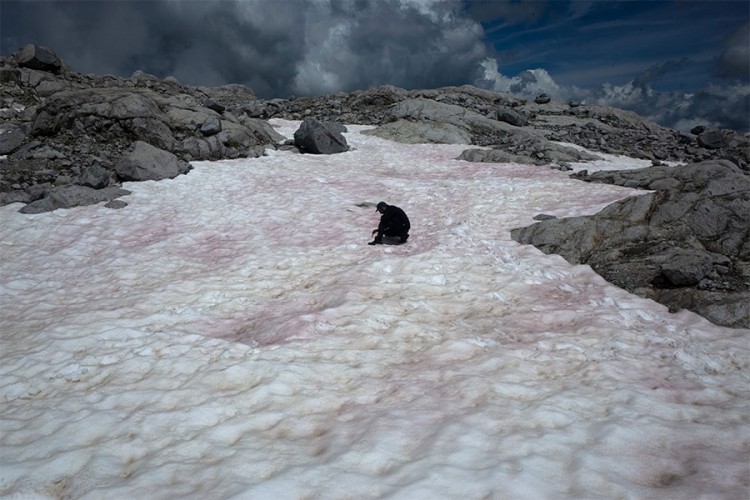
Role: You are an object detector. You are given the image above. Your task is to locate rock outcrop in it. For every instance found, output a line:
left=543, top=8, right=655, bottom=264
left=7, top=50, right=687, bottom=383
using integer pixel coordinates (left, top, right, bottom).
left=0, top=44, right=284, bottom=212
left=512, top=160, right=750, bottom=328
left=457, top=129, right=602, bottom=168
left=262, top=84, right=749, bottom=170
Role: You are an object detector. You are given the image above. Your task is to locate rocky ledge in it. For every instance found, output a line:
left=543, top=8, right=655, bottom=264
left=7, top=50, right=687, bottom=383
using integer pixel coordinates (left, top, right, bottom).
left=512, top=160, right=750, bottom=328
left=2, top=44, right=749, bottom=328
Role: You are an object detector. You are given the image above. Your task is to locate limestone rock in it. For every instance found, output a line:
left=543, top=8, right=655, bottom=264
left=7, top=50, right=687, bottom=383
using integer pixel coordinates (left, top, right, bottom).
left=0, top=126, right=27, bottom=155
left=115, top=141, right=191, bottom=182
left=78, top=164, right=112, bottom=189
left=363, top=119, right=471, bottom=144
left=495, top=106, right=528, bottom=126
left=19, top=185, right=131, bottom=214
left=697, top=129, right=725, bottom=150
left=200, top=116, right=222, bottom=137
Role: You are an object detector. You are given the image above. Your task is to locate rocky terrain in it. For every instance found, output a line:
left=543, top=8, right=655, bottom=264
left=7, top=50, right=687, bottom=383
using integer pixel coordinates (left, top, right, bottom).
left=1, top=44, right=748, bottom=328
left=0, top=45, right=285, bottom=212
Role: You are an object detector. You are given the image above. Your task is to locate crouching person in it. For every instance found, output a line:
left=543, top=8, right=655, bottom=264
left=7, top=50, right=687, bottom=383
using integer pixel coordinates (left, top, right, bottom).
left=369, top=201, right=410, bottom=245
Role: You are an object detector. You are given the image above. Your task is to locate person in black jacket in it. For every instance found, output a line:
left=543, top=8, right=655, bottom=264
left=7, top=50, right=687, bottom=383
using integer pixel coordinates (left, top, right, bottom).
left=369, top=201, right=410, bottom=245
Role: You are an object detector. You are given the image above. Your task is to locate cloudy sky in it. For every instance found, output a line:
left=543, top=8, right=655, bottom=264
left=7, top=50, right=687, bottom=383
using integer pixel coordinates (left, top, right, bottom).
left=2, top=0, right=748, bottom=132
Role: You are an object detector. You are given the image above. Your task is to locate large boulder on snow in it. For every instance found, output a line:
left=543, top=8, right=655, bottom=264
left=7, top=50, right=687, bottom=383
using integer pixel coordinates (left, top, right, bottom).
left=293, top=119, right=349, bottom=154
left=364, top=119, right=471, bottom=144
left=114, top=141, right=191, bottom=182
left=511, top=160, right=750, bottom=328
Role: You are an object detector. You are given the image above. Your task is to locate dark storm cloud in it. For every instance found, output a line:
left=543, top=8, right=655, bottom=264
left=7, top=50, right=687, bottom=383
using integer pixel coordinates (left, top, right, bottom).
left=0, top=0, right=307, bottom=97
left=0, top=0, right=489, bottom=98
left=715, top=22, right=750, bottom=81
left=632, top=59, right=690, bottom=89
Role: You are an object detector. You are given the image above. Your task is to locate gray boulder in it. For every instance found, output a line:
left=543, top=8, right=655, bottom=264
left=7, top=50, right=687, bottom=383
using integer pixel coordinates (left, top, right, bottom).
left=203, top=99, right=225, bottom=114
left=34, top=79, right=67, bottom=97
left=0, top=190, right=32, bottom=205
left=115, top=141, right=191, bottom=182
left=0, top=126, right=27, bottom=155
left=128, top=117, right=175, bottom=151
left=78, top=164, right=112, bottom=189
left=104, top=199, right=128, bottom=209
left=237, top=117, right=286, bottom=144
left=200, top=116, right=222, bottom=136
left=293, top=119, right=349, bottom=154
left=658, top=248, right=717, bottom=286
left=697, top=129, right=725, bottom=149
left=496, top=106, right=528, bottom=126
left=19, top=185, right=131, bottom=214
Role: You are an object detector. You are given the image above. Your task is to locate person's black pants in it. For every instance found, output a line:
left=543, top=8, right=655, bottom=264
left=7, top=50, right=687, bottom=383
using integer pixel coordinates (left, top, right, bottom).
left=375, top=227, right=409, bottom=243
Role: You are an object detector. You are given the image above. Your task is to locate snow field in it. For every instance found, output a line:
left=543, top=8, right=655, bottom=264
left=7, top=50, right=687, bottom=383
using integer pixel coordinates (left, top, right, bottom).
left=1, top=120, right=748, bottom=499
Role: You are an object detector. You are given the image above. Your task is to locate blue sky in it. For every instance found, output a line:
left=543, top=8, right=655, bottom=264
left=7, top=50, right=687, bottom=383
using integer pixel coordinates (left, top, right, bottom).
left=1, top=0, right=748, bottom=131
left=471, top=1, right=748, bottom=91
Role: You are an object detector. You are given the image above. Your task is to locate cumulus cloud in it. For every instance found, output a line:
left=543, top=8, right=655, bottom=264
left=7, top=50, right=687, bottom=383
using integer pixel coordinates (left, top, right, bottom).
left=476, top=59, right=562, bottom=98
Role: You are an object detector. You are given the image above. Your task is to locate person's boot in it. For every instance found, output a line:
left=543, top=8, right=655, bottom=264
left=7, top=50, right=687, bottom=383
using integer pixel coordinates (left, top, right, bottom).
left=368, top=237, right=383, bottom=245
left=398, top=234, right=409, bottom=244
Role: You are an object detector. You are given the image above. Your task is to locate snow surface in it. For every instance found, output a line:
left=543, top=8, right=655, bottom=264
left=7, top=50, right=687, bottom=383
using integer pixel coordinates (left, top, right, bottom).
left=1, top=120, right=748, bottom=499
